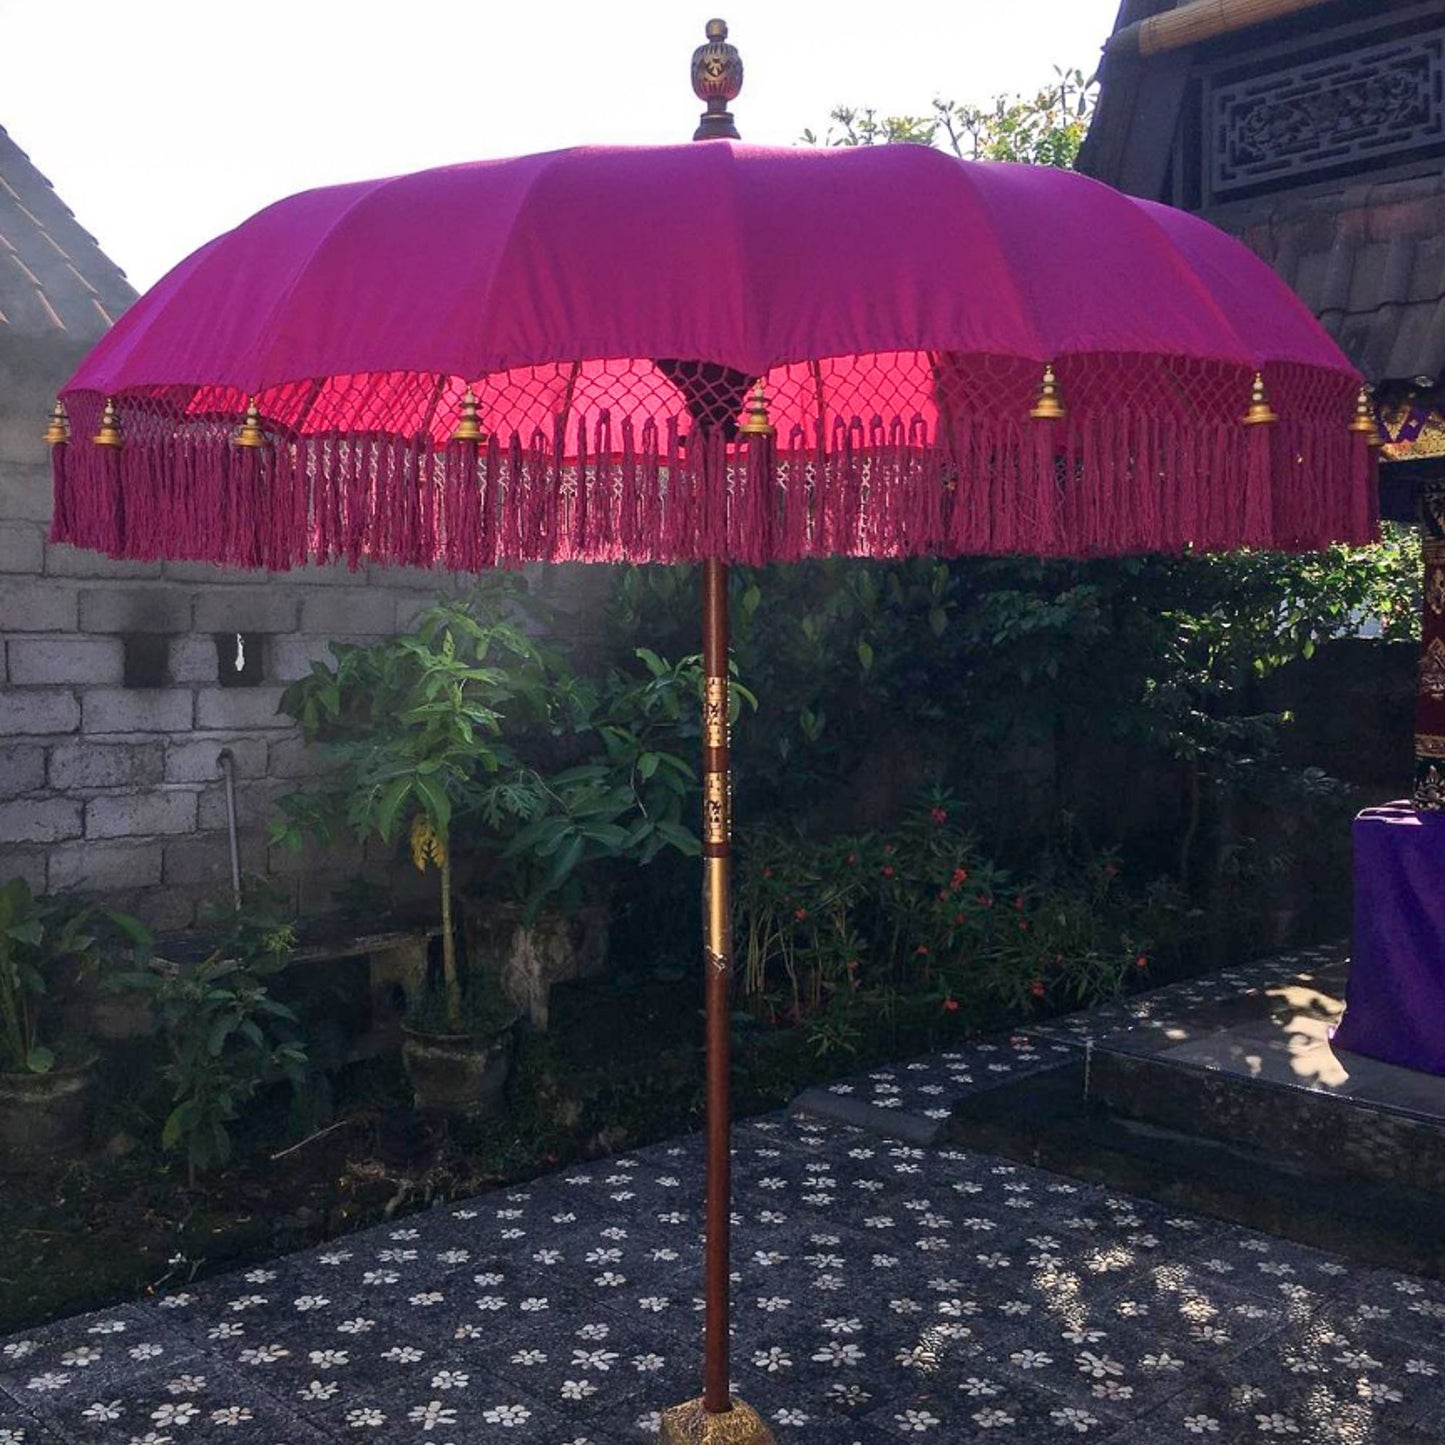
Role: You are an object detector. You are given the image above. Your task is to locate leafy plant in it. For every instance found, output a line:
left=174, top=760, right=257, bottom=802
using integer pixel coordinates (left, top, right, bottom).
left=274, top=577, right=729, bottom=1028
left=732, top=794, right=1170, bottom=1048
left=405, top=966, right=519, bottom=1038
left=272, top=586, right=552, bottom=1030
left=0, top=879, right=148, bottom=1075
left=610, top=529, right=1417, bottom=921
left=118, top=901, right=306, bottom=1183
left=480, top=647, right=752, bottom=921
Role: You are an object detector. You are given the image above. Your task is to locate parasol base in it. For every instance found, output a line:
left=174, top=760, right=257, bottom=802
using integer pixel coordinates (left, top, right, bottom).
left=658, top=1398, right=777, bottom=1445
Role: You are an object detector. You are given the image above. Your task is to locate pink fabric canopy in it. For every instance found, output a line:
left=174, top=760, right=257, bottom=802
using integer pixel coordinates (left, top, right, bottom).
left=53, top=142, right=1375, bottom=569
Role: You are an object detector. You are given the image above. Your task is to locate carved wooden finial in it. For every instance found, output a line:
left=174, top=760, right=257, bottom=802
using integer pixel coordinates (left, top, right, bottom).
left=692, top=18, right=743, bottom=141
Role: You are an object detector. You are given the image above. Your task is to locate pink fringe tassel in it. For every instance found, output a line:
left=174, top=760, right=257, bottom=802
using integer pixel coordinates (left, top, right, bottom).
left=48, top=403, right=1378, bottom=570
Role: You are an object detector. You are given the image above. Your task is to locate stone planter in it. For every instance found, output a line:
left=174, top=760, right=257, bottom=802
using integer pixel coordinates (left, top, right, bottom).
left=401, top=1027, right=512, bottom=1116
left=462, top=900, right=609, bottom=1030
left=89, top=990, right=153, bottom=1041
left=0, top=1056, right=95, bottom=1169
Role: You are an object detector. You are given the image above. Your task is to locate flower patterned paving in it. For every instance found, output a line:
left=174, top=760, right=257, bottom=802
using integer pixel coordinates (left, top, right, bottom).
left=4, top=956, right=1444, bottom=1444
left=796, top=943, right=1351, bottom=1142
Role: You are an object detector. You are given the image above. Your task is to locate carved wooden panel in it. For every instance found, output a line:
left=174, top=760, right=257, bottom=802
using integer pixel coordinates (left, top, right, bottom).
left=1204, top=27, right=1445, bottom=202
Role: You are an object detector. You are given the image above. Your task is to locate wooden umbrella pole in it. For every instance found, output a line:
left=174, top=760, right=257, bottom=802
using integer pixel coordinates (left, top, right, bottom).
left=659, top=22, right=776, bottom=1445
left=700, top=556, right=733, bottom=1414
left=693, top=17, right=745, bottom=1418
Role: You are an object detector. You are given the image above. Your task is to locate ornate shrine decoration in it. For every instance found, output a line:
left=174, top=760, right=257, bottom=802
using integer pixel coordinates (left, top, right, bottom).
left=1204, top=23, right=1445, bottom=203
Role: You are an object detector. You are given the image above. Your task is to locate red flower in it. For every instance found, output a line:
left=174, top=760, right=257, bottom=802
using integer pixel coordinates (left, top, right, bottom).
left=942, top=998, right=959, bottom=1013
left=950, top=867, right=968, bottom=888
left=794, top=907, right=808, bottom=922
left=977, top=894, right=993, bottom=909
left=1104, top=863, right=1118, bottom=877
left=1030, top=980, right=1045, bottom=998
left=1135, top=954, right=1149, bottom=969
left=1017, top=921, right=1029, bottom=932
left=1013, top=894, right=1026, bottom=911
left=930, top=807, right=948, bottom=825
left=761, top=866, right=772, bottom=879
left=882, top=865, right=895, bottom=878
left=845, top=853, right=857, bottom=866
left=916, top=944, right=930, bottom=956
left=952, top=914, right=965, bottom=926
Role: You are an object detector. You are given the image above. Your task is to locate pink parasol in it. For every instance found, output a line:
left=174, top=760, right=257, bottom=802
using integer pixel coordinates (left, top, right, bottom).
left=54, top=143, right=1374, bottom=568
left=45, top=21, right=1376, bottom=1443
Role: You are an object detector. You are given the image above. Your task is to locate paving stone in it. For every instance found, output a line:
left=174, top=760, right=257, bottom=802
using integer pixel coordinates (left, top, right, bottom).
left=3, top=948, right=1442, bottom=1445
left=14, top=1358, right=335, bottom=1445
left=0, top=1395, right=67, bottom=1445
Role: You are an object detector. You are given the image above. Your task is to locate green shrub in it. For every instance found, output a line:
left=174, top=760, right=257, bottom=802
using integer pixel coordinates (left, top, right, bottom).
left=117, top=901, right=306, bottom=1183
left=733, top=793, right=1172, bottom=1051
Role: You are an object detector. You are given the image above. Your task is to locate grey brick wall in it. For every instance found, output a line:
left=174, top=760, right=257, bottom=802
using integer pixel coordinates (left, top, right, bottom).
left=0, top=341, right=480, bottom=929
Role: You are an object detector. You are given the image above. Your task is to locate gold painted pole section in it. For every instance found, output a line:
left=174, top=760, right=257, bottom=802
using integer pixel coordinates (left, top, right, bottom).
left=1107, top=0, right=1339, bottom=57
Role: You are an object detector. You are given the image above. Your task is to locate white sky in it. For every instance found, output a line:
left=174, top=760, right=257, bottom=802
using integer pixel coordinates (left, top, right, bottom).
left=1, top=0, right=1122, bottom=293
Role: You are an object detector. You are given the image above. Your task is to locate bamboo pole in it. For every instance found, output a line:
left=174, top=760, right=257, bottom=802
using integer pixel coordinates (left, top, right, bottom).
left=1107, top=0, right=1340, bottom=57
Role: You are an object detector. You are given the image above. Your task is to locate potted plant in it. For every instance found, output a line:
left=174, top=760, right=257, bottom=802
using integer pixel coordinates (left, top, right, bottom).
left=397, top=965, right=518, bottom=1115
left=273, top=586, right=546, bottom=1114
left=0, top=879, right=144, bottom=1166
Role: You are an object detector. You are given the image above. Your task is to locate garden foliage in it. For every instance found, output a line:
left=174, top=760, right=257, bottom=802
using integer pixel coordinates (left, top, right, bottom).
left=734, top=795, right=1159, bottom=1053
left=116, top=902, right=306, bottom=1182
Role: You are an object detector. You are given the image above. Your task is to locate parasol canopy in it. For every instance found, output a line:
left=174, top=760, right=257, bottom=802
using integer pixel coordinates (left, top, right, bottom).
left=52, top=140, right=1375, bottom=573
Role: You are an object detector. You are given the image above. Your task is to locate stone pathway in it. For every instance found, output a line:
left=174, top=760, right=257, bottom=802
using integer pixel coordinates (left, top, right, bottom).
left=794, top=943, right=1351, bottom=1142
left=5, top=946, right=1445, bottom=1444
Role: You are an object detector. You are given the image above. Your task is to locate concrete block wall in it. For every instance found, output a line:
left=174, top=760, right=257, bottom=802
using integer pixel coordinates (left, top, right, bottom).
left=0, top=548, right=472, bottom=928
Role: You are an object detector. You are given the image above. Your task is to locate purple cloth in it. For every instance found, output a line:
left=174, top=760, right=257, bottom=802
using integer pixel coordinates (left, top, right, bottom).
left=1333, top=803, right=1445, bottom=1076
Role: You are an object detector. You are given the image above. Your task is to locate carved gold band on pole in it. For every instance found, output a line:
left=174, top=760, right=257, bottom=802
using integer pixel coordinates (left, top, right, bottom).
left=703, top=769, right=730, bottom=847
left=703, top=676, right=729, bottom=750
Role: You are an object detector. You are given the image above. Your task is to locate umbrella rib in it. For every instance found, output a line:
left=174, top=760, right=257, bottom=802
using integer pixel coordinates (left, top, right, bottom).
left=556, top=360, right=583, bottom=442
left=418, top=373, right=447, bottom=441
left=809, top=360, right=827, bottom=447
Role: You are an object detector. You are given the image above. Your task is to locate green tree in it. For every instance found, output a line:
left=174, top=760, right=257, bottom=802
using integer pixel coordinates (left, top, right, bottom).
left=272, top=589, right=552, bottom=1029
left=802, top=65, right=1097, bottom=169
